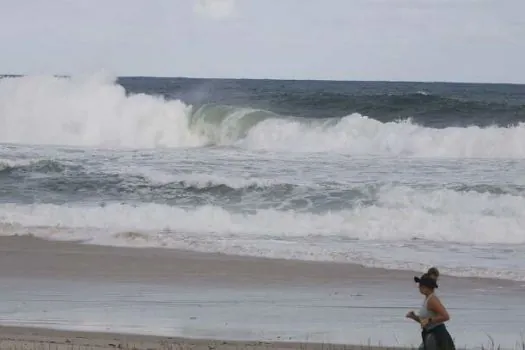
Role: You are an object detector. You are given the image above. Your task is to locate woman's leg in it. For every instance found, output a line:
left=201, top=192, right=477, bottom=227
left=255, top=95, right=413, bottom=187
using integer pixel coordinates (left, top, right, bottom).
left=423, top=333, right=438, bottom=350
left=433, top=326, right=456, bottom=350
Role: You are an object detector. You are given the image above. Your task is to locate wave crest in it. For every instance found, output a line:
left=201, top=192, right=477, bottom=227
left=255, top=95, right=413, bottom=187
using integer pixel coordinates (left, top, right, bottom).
left=1, top=75, right=524, bottom=157
left=0, top=159, right=70, bottom=174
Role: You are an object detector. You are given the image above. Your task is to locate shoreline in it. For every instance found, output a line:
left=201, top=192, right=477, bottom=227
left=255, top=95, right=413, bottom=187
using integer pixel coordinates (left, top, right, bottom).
left=1, top=235, right=524, bottom=349
left=0, top=235, right=521, bottom=289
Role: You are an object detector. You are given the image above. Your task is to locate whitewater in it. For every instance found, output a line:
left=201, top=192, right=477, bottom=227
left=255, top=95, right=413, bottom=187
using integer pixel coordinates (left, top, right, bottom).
left=1, top=74, right=524, bottom=281
left=1, top=74, right=525, bottom=156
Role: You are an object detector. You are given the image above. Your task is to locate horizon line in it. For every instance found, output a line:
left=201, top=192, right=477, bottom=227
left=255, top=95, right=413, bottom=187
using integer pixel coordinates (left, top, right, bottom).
left=1, top=73, right=524, bottom=86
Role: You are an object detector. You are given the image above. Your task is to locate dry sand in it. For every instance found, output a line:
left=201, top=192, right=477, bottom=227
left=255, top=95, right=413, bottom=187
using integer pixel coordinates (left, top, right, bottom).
left=0, top=325, right=402, bottom=350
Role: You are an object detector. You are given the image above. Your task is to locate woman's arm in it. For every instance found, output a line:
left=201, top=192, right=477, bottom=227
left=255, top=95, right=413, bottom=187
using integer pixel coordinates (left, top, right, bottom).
left=406, top=311, right=421, bottom=323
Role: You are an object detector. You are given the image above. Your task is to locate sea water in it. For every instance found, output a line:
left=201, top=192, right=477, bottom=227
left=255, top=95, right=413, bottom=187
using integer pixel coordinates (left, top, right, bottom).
left=1, top=74, right=524, bottom=281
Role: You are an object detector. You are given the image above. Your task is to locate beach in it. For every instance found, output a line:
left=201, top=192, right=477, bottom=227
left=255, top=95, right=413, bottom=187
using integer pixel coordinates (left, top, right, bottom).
left=0, top=325, right=392, bottom=350
left=1, top=236, right=524, bottom=350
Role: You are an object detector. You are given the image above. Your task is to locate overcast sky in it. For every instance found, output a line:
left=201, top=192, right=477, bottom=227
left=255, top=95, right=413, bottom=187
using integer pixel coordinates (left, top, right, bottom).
left=0, top=0, right=523, bottom=83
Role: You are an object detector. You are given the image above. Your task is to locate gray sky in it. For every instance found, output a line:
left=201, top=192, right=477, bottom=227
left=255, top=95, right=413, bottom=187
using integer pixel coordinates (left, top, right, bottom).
left=1, top=0, right=524, bottom=83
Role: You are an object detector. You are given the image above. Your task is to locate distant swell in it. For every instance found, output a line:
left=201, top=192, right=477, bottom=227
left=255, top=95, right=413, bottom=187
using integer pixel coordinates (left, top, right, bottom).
left=1, top=74, right=525, bottom=157
left=246, top=90, right=525, bottom=126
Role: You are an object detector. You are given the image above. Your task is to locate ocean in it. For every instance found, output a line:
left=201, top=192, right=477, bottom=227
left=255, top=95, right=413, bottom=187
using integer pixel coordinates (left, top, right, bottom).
left=1, top=74, right=524, bottom=282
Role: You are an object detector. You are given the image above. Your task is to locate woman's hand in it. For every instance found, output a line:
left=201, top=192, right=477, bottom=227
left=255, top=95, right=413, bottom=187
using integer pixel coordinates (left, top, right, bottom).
left=406, top=311, right=416, bottom=319
left=420, top=318, right=430, bottom=328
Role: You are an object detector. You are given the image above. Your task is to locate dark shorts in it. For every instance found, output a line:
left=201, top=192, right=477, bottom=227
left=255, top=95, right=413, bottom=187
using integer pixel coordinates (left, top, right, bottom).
left=419, top=324, right=456, bottom=350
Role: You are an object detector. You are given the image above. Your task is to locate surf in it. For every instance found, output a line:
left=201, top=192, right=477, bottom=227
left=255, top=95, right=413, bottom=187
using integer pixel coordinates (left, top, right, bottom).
left=1, top=74, right=525, bottom=157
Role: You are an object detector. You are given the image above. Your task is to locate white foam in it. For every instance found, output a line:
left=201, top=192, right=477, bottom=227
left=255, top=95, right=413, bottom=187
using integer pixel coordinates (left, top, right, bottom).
left=0, top=74, right=204, bottom=148
left=1, top=185, right=524, bottom=280
left=1, top=75, right=525, bottom=157
left=1, top=185, right=522, bottom=243
left=0, top=158, right=36, bottom=171
left=240, top=116, right=525, bottom=157
left=131, top=168, right=284, bottom=189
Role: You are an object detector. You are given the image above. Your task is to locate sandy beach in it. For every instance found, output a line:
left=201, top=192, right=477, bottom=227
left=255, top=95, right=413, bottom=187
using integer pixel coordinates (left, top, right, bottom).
left=0, top=235, right=404, bottom=349
left=0, top=235, right=524, bottom=349
left=0, top=234, right=414, bottom=285
left=0, top=325, right=398, bottom=350
left=0, top=235, right=519, bottom=288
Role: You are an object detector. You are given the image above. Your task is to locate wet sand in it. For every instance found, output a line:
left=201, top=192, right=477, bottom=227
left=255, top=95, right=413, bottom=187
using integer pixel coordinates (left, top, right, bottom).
left=0, top=235, right=523, bottom=349
left=0, top=235, right=519, bottom=289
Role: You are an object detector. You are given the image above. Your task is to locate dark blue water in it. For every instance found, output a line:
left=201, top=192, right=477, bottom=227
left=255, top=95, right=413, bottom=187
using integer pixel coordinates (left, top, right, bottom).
left=120, top=77, right=525, bottom=127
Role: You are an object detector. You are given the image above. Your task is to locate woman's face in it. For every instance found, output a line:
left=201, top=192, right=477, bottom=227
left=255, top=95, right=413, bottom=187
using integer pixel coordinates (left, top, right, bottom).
left=418, top=284, right=430, bottom=295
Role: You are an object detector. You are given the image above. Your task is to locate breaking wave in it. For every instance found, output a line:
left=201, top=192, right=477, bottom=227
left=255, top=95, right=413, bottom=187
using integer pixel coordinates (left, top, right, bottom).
left=0, top=74, right=524, bottom=157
